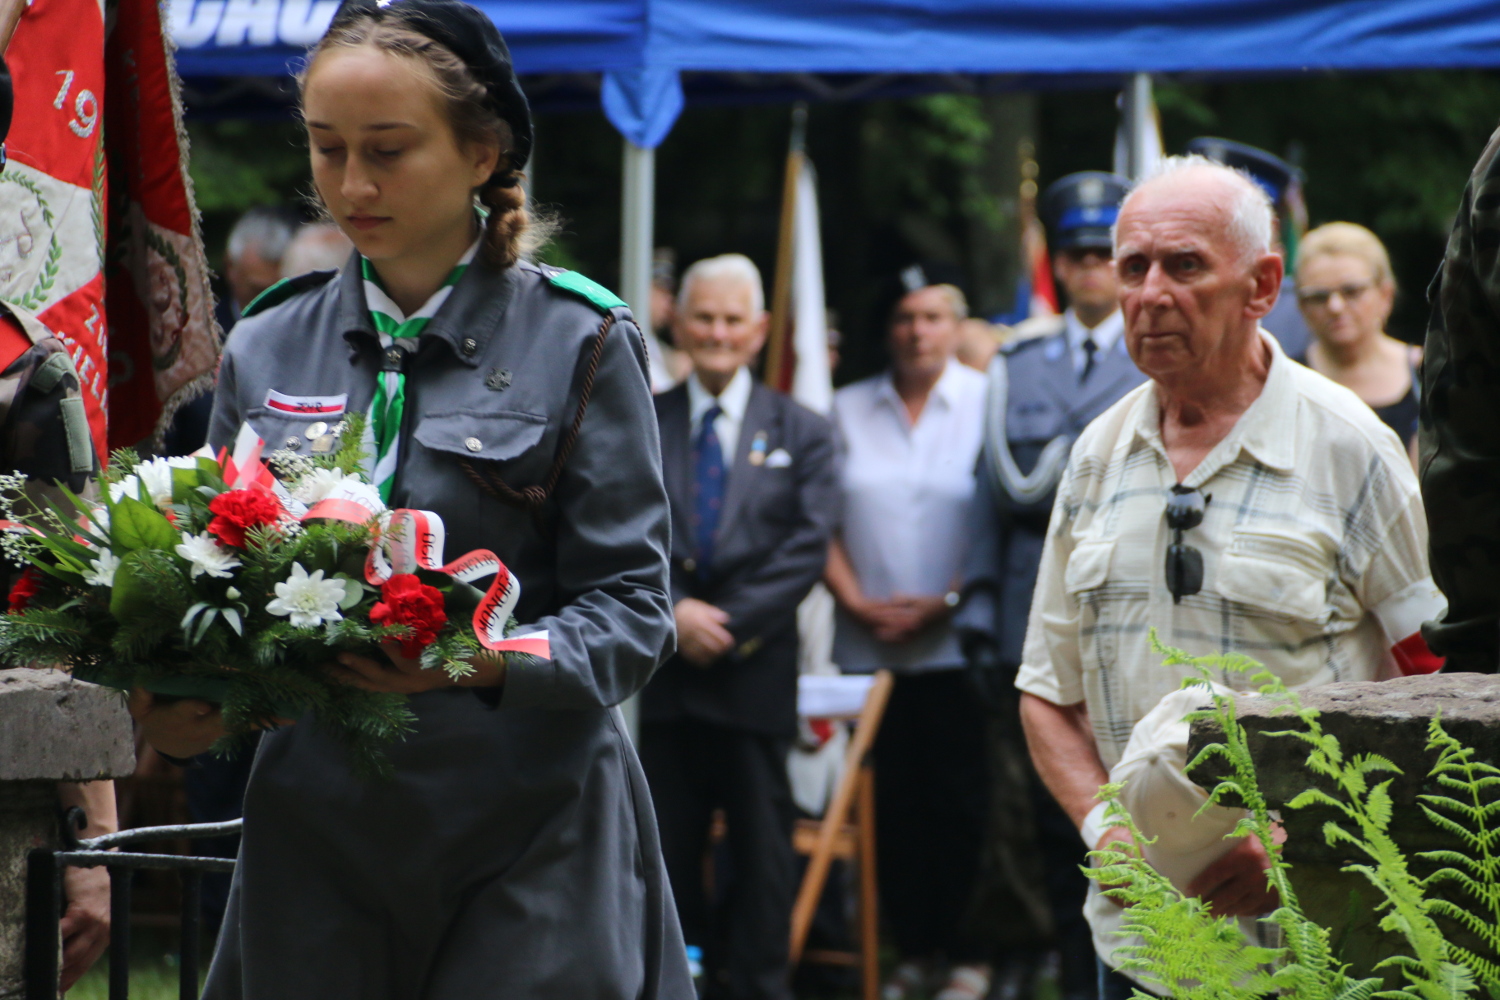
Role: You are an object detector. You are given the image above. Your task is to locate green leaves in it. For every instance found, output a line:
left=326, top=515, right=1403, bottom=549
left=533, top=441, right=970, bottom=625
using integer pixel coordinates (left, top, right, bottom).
left=111, top=496, right=178, bottom=552
left=109, top=551, right=159, bottom=624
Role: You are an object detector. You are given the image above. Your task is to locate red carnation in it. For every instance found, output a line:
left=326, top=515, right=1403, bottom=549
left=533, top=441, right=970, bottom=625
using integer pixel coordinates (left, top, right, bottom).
left=207, top=488, right=284, bottom=548
left=369, top=573, right=448, bottom=658
left=8, top=567, right=41, bottom=613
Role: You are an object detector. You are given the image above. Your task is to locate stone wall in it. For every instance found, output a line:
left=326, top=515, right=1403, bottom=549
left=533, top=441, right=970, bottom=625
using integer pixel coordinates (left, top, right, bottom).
left=0, top=669, right=134, bottom=1000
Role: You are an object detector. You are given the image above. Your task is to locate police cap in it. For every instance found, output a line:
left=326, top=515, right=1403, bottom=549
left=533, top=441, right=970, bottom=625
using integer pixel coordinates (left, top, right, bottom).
left=1185, top=137, right=1301, bottom=205
left=1041, top=172, right=1129, bottom=252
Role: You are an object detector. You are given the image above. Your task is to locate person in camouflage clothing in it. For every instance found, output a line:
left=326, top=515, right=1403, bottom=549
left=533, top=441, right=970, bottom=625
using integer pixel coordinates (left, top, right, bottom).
left=1421, top=128, right=1500, bottom=674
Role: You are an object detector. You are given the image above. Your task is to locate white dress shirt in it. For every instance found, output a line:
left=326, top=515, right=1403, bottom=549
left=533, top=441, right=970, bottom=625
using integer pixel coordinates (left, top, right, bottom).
left=831, top=359, right=988, bottom=672
left=1063, top=307, right=1125, bottom=376
left=687, top=366, right=753, bottom=467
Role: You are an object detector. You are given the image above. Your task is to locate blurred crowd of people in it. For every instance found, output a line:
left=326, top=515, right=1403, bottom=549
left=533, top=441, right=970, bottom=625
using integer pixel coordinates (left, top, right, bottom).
left=170, top=133, right=1445, bottom=1000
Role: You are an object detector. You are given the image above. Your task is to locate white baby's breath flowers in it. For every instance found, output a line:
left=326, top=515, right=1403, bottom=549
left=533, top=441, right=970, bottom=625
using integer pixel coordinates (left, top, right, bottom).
left=265, top=563, right=345, bottom=628
left=82, top=550, right=120, bottom=588
left=0, top=528, right=40, bottom=565
left=175, top=532, right=242, bottom=580
left=268, top=449, right=315, bottom=482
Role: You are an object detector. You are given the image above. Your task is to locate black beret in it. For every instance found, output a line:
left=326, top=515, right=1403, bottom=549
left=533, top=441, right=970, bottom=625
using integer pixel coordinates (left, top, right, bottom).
left=329, top=0, right=533, bottom=180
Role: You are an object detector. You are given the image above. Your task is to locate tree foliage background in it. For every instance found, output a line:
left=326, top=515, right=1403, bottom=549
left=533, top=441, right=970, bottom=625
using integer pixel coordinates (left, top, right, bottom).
left=183, top=69, right=1500, bottom=377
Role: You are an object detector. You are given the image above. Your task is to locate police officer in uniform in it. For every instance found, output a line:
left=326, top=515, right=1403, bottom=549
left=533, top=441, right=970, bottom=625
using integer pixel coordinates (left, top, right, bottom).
left=1185, top=137, right=1310, bottom=359
left=956, top=171, right=1144, bottom=1000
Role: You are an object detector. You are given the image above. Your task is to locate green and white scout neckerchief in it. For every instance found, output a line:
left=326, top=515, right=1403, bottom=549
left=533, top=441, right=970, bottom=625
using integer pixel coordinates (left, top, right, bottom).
left=361, top=239, right=479, bottom=502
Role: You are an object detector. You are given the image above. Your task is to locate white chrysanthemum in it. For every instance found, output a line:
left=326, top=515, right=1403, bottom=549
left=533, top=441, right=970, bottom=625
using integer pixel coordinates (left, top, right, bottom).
left=289, top=467, right=352, bottom=505
left=131, top=456, right=197, bottom=507
left=175, top=532, right=242, bottom=580
left=265, top=563, right=345, bottom=628
left=108, top=475, right=142, bottom=504
left=83, top=550, right=120, bottom=587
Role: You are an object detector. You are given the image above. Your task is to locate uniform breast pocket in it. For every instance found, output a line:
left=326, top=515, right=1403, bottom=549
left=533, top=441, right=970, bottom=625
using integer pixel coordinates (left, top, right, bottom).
left=244, top=409, right=334, bottom=457
left=413, top=410, right=551, bottom=476
left=1216, top=527, right=1330, bottom=622
left=1008, top=401, right=1066, bottom=443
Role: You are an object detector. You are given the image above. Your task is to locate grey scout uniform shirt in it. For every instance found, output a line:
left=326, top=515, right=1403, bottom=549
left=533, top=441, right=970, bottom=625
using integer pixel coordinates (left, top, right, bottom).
left=202, top=252, right=694, bottom=1000
left=958, top=325, right=1146, bottom=667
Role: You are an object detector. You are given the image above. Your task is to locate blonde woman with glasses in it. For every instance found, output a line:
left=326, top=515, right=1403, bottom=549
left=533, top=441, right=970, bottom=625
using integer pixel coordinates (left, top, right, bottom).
left=1294, top=222, right=1421, bottom=456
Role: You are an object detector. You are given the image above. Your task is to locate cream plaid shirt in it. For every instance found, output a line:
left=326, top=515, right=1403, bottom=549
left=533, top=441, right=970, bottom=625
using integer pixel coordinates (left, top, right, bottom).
left=1015, top=333, right=1445, bottom=768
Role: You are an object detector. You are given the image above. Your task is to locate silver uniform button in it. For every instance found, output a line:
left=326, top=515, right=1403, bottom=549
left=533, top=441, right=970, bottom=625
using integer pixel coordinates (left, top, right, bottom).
left=285, top=436, right=302, bottom=449
left=462, top=338, right=478, bottom=355
left=306, top=421, right=328, bottom=439
left=464, top=437, right=482, bottom=453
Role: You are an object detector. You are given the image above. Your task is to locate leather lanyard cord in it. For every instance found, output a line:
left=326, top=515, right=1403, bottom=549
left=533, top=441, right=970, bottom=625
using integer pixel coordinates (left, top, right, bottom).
left=461, top=314, right=616, bottom=514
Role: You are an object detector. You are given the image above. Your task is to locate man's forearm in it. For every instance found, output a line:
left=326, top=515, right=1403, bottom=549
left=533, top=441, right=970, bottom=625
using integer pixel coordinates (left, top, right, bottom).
left=56, top=781, right=118, bottom=841
left=1019, top=691, right=1109, bottom=829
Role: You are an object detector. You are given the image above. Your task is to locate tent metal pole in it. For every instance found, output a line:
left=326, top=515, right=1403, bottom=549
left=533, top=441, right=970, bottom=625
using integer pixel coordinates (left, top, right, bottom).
left=617, top=136, right=655, bottom=743
left=620, top=138, right=655, bottom=331
left=1123, top=72, right=1154, bottom=180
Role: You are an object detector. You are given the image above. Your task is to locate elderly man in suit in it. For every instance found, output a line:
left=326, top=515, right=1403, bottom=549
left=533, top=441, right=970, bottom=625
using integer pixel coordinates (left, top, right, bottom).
left=640, top=253, right=837, bottom=1000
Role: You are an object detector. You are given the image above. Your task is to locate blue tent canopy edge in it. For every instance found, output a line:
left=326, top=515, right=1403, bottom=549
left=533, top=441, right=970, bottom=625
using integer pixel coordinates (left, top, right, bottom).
left=170, top=0, right=1500, bottom=146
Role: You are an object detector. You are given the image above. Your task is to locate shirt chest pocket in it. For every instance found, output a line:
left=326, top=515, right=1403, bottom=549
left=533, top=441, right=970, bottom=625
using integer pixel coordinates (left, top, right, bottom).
left=1216, top=527, right=1330, bottom=622
left=413, top=410, right=551, bottom=478
left=1064, top=538, right=1115, bottom=597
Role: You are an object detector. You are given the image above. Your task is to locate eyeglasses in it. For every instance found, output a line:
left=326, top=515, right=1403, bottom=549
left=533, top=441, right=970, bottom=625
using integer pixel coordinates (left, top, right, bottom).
left=1296, top=282, right=1372, bottom=309
left=1164, top=485, right=1210, bottom=604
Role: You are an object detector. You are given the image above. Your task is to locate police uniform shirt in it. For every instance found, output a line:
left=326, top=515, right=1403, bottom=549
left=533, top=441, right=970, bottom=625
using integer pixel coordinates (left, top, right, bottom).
left=1063, top=308, right=1125, bottom=377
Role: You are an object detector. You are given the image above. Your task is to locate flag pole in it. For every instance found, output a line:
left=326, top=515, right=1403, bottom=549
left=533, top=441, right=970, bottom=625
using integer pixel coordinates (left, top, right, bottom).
left=765, top=103, right=807, bottom=393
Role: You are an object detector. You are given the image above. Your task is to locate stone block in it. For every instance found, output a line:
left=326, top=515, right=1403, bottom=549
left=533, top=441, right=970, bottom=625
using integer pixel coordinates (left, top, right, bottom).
left=1185, top=673, right=1500, bottom=984
left=0, top=669, right=134, bottom=782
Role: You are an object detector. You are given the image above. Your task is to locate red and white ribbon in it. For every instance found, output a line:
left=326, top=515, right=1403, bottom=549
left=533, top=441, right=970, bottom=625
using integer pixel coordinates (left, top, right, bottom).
left=303, top=500, right=546, bottom=659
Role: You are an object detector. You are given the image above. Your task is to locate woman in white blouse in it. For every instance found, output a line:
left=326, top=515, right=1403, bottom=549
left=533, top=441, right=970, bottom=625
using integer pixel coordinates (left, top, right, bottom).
left=825, top=281, right=991, bottom=1000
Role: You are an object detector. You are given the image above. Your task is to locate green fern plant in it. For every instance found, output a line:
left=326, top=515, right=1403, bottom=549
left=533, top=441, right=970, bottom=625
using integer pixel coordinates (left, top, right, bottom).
left=1088, top=632, right=1498, bottom=1000
left=1417, top=719, right=1500, bottom=993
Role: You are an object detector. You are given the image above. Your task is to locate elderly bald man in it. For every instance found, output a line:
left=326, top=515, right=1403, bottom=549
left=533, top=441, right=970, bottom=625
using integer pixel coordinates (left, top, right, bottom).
left=1012, top=156, right=1445, bottom=998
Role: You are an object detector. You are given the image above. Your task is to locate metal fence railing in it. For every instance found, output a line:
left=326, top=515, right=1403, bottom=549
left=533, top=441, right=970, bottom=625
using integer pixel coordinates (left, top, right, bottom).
left=23, top=809, right=242, bottom=1000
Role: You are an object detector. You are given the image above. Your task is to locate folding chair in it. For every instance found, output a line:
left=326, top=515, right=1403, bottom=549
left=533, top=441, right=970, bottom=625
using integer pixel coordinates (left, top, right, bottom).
left=789, top=669, right=894, bottom=1000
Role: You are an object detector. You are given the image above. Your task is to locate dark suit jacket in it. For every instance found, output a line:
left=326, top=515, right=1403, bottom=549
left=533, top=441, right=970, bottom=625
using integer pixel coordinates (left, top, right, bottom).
left=642, top=378, right=837, bottom=738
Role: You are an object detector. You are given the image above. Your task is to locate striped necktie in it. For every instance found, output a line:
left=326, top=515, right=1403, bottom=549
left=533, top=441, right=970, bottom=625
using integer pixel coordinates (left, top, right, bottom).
left=692, top=404, right=725, bottom=578
left=361, top=242, right=477, bottom=502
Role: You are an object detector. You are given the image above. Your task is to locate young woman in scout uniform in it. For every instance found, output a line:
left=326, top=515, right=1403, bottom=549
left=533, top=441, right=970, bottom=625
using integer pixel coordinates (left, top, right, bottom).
left=130, top=2, right=691, bottom=996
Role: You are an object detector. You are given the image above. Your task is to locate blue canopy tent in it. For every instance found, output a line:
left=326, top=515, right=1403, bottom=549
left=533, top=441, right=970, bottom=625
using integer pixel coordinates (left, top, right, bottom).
left=169, top=0, right=1500, bottom=334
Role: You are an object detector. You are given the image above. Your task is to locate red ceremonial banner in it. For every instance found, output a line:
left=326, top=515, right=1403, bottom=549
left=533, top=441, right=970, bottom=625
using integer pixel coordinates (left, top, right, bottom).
left=103, top=0, right=219, bottom=451
left=1, top=0, right=109, bottom=458
left=1, top=0, right=218, bottom=460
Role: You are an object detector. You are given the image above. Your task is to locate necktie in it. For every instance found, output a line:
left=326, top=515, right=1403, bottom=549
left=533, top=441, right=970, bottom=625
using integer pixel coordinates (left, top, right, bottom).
left=362, top=246, right=475, bottom=503
left=693, top=404, right=725, bottom=578
left=1081, top=336, right=1098, bottom=383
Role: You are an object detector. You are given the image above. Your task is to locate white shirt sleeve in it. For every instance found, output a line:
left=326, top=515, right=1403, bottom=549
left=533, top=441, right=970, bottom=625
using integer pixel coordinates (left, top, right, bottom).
left=1355, top=487, right=1448, bottom=646
left=1015, top=475, right=1086, bottom=706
